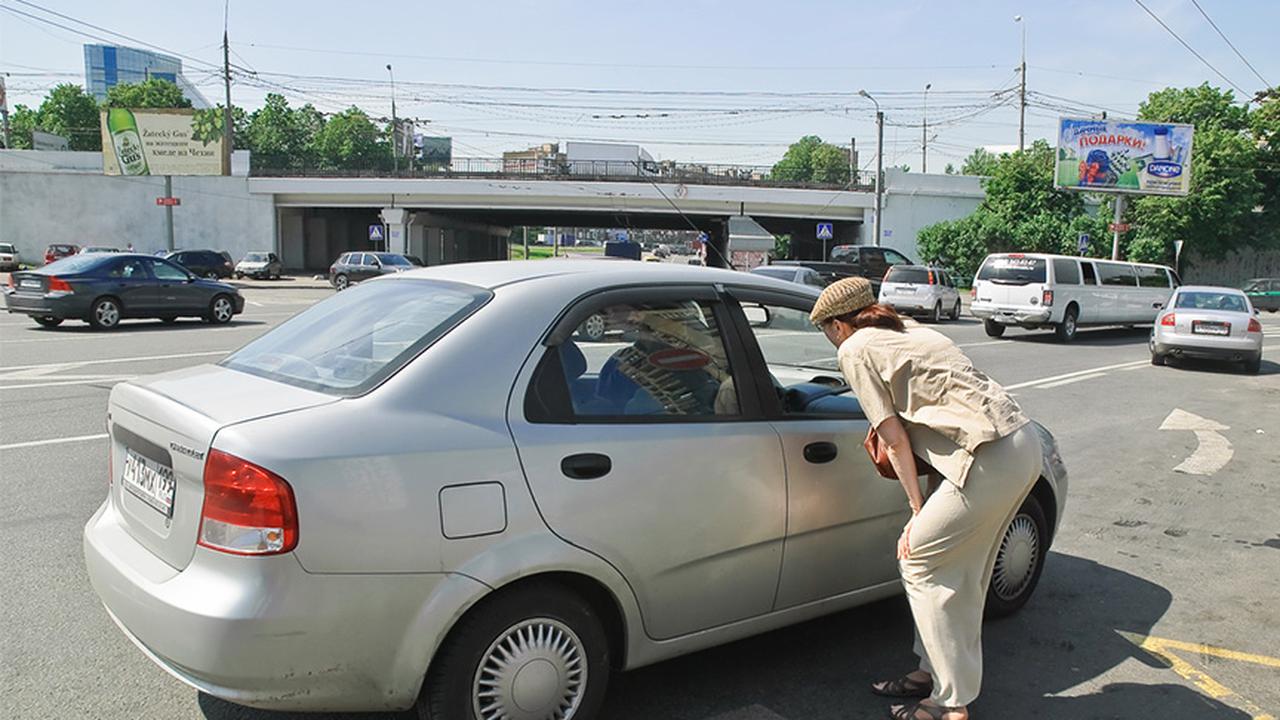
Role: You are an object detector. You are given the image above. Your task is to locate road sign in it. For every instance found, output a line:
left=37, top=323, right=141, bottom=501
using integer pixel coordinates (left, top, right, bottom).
left=369, top=224, right=385, bottom=242
left=816, top=222, right=834, bottom=240
left=155, top=197, right=180, bottom=206
left=1078, top=233, right=1090, bottom=253
left=1108, top=222, right=1131, bottom=233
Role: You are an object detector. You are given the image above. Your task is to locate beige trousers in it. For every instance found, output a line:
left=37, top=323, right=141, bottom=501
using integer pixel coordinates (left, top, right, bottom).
left=901, top=423, right=1041, bottom=707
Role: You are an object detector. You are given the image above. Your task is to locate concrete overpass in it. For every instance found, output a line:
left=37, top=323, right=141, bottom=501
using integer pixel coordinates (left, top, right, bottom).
left=248, top=176, right=875, bottom=270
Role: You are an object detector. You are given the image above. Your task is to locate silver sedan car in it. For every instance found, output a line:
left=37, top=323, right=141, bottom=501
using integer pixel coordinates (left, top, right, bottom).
left=1150, top=285, right=1265, bottom=374
left=85, top=261, right=1069, bottom=718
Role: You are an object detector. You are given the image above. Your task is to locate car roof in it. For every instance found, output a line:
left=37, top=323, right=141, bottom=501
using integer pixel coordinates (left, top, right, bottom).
left=384, top=258, right=809, bottom=293
left=1176, top=285, right=1246, bottom=295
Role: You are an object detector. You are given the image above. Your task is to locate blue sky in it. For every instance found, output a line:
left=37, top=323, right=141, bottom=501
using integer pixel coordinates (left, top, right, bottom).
left=2, top=0, right=1276, bottom=168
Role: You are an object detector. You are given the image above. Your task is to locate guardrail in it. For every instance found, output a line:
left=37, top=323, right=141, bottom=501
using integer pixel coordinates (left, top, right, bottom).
left=252, top=158, right=876, bottom=191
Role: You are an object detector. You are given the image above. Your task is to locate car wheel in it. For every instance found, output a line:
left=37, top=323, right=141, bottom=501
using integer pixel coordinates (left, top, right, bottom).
left=1150, top=352, right=1166, bottom=366
left=234, top=272, right=243, bottom=279
left=417, top=582, right=610, bottom=720
left=577, top=313, right=607, bottom=342
left=950, top=300, right=961, bottom=321
left=1054, top=306, right=1079, bottom=343
left=33, top=316, right=63, bottom=328
left=334, top=273, right=349, bottom=291
left=983, top=319, right=1006, bottom=338
left=930, top=301, right=942, bottom=324
left=88, top=297, right=122, bottom=330
left=207, top=294, right=235, bottom=325
left=986, top=492, right=1049, bottom=618
left=1243, top=353, right=1261, bottom=375
left=160, top=316, right=178, bottom=325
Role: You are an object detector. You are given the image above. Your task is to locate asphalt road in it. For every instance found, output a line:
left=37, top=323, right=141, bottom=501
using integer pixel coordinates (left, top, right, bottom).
left=2, top=281, right=1278, bottom=720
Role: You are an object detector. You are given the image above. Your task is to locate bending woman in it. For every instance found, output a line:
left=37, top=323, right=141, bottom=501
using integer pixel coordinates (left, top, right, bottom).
left=810, top=277, right=1041, bottom=720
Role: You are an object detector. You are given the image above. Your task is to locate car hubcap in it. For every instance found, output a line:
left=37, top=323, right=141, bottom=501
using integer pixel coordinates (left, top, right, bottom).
left=472, top=618, right=587, bottom=720
left=97, top=302, right=119, bottom=326
left=337, top=276, right=348, bottom=289
left=583, top=315, right=605, bottom=340
left=214, top=299, right=232, bottom=322
left=1066, top=315, right=1076, bottom=334
left=992, top=514, right=1039, bottom=601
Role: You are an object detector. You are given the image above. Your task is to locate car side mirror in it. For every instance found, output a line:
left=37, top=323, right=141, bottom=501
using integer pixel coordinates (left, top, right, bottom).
left=743, top=304, right=772, bottom=328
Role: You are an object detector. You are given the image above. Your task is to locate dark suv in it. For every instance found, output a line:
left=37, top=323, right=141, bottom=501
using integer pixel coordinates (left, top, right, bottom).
left=328, top=252, right=415, bottom=290
left=163, top=249, right=234, bottom=279
left=772, top=246, right=915, bottom=295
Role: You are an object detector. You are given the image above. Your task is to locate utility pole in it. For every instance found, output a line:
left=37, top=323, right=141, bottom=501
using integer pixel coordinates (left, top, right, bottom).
left=922, top=82, right=931, bottom=173
left=386, top=64, right=398, bottom=174
left=859, top=90, right=884, bottom=247
left=221, top=6, right=233, bottom=176
left=849, top=137, right=856, bottom=186
left=1015, top=15, right=1026, bottom=152
left=522, top=226, right=529, bottom=260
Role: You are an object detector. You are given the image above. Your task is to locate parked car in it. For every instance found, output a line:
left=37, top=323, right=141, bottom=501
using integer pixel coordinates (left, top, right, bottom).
left=749, top=264, right=828, bottom=288
left=970, top=253, right=1179, bottom=342
left=235, top=252, right=283, bottom=280
left=85, top=260, right=1068, bottom=717
left=772, top=247, right=916, bottom=297
left=404, top=255, right=426, bottom=267
left=79, top=246, right=121, bottom=254
left=44, top=243, right=80, bottom=264
left=1150, top=285, right=1264, bottom=373
left=328, top=251, right=415, bottom=290
left=4, top=253, right=243, bottom=329
left=0, top=242, right=20, bottom=271
left=1243, top=278, right=1280, bottom=313
left=879, top=265, right=962, bottom=322
left=164, top=249, right=235, bottom=279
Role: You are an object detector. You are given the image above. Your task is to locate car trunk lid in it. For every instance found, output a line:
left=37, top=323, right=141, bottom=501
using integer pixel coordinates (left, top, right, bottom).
left=107, top=364, right=336, bottom=570
left=1173, top=309, right=1247, bottom=339
left=8, top=271, right=48, bottom=295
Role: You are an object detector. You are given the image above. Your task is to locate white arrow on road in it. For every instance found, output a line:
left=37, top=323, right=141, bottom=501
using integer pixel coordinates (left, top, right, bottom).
left=1160, top=408, right=1233, bottom=476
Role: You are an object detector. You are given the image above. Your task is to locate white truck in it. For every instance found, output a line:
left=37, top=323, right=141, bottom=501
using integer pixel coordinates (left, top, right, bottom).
left=564, top=141, right=659, bottom=177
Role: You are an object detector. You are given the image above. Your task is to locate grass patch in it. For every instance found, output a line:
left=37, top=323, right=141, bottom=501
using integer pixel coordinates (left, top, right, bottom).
left=509, top=244, right=604, bottom=260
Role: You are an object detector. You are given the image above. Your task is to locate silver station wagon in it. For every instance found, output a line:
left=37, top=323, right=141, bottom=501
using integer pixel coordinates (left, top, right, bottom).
left=85, top=261, right=1069, bottom=719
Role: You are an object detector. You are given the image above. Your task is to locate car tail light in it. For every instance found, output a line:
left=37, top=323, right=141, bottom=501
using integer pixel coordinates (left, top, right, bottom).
left=1161, top=313, right=1176, bottom=327
left=970, top=287, right=977, bottom=299
left=199, top=449, right=298, bottom=555
left=1042, top=289, right=1054, bottom=306
left=47, top=276, right=72, bottom=292
left=1248, top=318, right=1262, bottom=333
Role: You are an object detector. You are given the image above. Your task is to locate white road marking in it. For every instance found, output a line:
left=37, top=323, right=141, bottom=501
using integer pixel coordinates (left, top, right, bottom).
left=247, top=300, right=264, bottom=307
left=0, top=376, right=135, bottom=390
left=1003, top=359, right=1150, bottom=390
left=956, top=340, right=1010, bottom=348
left=1160, top=409, right=1233, bottom=475
left=1035, top=372, right=1108, bottom=389
left=0, top=433, right=109, bottom=451
left=0, top=350, right=229, bottom=373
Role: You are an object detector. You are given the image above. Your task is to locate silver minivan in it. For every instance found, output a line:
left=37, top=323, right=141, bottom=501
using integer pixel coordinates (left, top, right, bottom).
left=971, top=253, right=1178, bottom=342
left=85, top=261, right=1069, bottom=719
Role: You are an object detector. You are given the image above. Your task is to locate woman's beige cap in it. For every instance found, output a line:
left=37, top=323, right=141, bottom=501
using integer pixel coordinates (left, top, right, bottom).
left=810, top=276, right=876, bottom=325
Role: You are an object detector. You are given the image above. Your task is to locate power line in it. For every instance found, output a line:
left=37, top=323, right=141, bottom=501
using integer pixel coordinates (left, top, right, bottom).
left=1129, top=0, right=1250, bottom=97
left=1188, top=0, right=1271, bottom=87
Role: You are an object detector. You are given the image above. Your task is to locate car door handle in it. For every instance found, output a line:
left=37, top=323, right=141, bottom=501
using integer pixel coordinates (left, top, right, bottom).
left=803, top=441, right=839, bottom=464
left=561, top=453, right=612, bottom=480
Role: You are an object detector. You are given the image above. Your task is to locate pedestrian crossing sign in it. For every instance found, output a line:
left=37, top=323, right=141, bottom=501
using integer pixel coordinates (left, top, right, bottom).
left=369, top=225, right=385, bottom=242
left=816, top=222, right=834, bottom=240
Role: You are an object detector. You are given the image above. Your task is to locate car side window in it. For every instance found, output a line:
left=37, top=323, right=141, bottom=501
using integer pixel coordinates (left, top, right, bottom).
left=148, top=259, right=189, bottom=281
left=1098, top=262, right=1137, bottom=287
left=884, top=249, right=911, bottom=266
left=107, top=258, right=150, bottom=279
left=1081, top=262, right=1098, bottom=285
left=1138, top=266, right=1171, bottom=288
left=1052, top=259, right=1081, bottom=285
left=737, top=299, right=864, bottom=418
left=528, top=299, right=740, bottom=420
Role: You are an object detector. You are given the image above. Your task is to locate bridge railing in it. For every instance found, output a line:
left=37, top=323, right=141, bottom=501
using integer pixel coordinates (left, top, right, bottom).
left=251, top=158, right=875, bottom=191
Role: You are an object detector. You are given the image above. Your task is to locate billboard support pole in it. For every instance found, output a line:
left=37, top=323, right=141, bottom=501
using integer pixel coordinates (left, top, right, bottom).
left=164, top=175, right=175, bottom=251
left=1111, top=194, right=1126, bottom=261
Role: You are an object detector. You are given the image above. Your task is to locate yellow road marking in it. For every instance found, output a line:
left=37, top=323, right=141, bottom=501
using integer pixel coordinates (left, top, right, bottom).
left=1118, top=631, right=1279, bottom=720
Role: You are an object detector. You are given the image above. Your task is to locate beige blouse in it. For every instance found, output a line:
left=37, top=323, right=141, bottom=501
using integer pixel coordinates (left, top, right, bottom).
left=837, top=321, right=1029, bottom=487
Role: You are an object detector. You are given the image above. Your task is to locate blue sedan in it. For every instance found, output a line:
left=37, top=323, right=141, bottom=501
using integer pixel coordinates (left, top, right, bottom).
left=3, top=253, right=244, bottom=330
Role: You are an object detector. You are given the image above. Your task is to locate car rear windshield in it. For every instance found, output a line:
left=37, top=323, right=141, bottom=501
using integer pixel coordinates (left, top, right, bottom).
left=1174, top=292, right=1247, bottom=313
left=221, top=279, right=492, bottom=396
left=374, top=253, right=413, bottom=266
left=244, top=253, right=269, bottom=262
left=977, top=256, right=1047, bottom=285
left=885, top=267, right=930, bottom=284
left=0, top=244, right=15, bottom=253
left=41, top=254, right=110, bottom=274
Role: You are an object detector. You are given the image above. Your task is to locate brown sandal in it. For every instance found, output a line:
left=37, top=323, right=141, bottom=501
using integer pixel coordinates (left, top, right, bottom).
left=888, top=702, right=953, bottom=720
left=871, top=674, right=933, bottom=698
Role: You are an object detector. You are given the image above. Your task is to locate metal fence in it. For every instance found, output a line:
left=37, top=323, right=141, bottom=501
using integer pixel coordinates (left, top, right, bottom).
left=252, top=157, right=875, bottom=191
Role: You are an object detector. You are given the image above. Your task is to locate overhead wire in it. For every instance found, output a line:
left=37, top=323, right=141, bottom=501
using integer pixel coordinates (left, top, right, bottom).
left=1129, top=0, right=1251, bottom=97
left=1188, top=0, right=1271, bottom=87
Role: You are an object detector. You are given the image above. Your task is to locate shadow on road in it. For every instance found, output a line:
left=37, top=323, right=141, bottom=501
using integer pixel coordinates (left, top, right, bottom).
left=1163, top=356, right=1280, bottom=377
left=196, top=554, right=1248, bottom=720
left=1004, top=327, right=1153, bottom=347
left=19, top=319, right=267, bottom=335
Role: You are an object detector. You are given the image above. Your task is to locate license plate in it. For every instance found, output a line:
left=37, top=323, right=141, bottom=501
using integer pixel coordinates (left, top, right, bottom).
left=1192, top=321, right=1230, bottom=336
left=895, top=287, right=916, bottom=293
left=19, top=279, right=40, bottom=289
left=121, top=448, right=176, bottom=517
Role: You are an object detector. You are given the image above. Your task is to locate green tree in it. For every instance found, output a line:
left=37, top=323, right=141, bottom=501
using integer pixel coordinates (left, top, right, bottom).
left=28, top=84, right=102, bottom=150
left=944, top=163, right=957, bottom=175
left=312, top=107, right=390, bottom=170
left=771, top=135, right=849, bottom=184
left=6, top=105, right=39, bottom=149
left=243, top=94, right=318, bottom=169
left=102, top=79, right=192, bottom=109
left=960, top=147, right=1001, bottom=176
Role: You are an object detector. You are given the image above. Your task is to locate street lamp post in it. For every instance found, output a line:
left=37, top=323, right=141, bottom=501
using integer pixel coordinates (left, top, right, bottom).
left=859, top=90, right=884, bottom=247
left=386, top=64, right=399, bottom=174
left=1015, top=15, right=1026, bottom=152
left=922, top=82, right=932, bottom=173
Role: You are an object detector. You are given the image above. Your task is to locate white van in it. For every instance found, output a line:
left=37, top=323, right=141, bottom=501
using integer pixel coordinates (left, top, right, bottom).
left=971, top=253, right=1179, bottom=342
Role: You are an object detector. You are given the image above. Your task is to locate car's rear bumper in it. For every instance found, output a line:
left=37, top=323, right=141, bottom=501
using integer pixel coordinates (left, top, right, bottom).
left=3, top=290, right=88, bottom=318
left=971, top=304, right=1052, bottom=325
left=83, top=499, right=468, bottom=712
left=1152, top=335, right=1262, bottom=360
